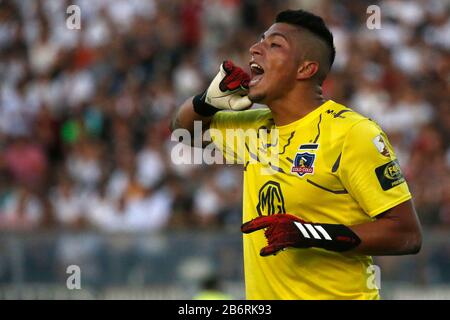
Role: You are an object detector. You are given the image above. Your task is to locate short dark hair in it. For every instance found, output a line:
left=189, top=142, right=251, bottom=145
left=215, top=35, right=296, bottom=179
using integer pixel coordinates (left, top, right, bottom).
left=275, top=9, right=336, bottom=69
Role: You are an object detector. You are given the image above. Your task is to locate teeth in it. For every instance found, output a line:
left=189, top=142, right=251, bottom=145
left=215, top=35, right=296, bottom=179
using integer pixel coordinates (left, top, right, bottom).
left=250, top=63, right=263, bottom=71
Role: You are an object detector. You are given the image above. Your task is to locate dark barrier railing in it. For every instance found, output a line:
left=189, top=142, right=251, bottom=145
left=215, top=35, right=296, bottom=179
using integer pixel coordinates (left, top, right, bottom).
left=0, top=229, right=448, bottom=299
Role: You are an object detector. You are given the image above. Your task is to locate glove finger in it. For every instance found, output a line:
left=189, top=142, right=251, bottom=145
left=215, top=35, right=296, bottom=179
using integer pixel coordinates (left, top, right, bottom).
left=220, top=70, right=250, bottom=91
left=219, top=60, right=250, bottom=91
left=222, top=60, right=234, bottom=74
left=260, top=243, right=287, bottom=257
left=221, top=77, right=241, bottom=91
left=241, top=78, right=250, bottom=89
left=241, top=215, right=277, bottom=233
left=264, top=225, right=275, bottom=239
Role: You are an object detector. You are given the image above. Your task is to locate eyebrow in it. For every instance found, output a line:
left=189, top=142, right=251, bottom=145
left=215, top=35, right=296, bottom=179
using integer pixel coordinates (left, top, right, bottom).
left=260, top=32, right=289, bottom=42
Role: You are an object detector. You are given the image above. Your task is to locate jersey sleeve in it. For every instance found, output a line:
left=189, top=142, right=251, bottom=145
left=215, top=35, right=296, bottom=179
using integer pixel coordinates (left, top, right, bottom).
left=338, top=119, right=412, bottom=218
left=209, top=109, right=269, bottom=164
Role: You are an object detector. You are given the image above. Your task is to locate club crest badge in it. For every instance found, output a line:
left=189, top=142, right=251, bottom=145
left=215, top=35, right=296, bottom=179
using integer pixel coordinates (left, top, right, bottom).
left=291, top=144, right=318, bottom=177
left=291, top=152, right=315, bottom=176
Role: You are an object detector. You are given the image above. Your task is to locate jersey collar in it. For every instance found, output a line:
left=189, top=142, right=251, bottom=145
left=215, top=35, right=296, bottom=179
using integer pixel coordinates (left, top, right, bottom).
left=274, top=100, right=335, bottom=134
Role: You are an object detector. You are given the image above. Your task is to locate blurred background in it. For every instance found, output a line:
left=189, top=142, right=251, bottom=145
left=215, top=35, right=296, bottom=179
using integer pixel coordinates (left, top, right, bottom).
left=0, top=0, right=448, bottom=299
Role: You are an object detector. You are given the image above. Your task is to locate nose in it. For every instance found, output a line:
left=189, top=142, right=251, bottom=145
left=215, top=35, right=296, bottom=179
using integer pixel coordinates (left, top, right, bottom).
left=249, top=41, right=262, bottom=56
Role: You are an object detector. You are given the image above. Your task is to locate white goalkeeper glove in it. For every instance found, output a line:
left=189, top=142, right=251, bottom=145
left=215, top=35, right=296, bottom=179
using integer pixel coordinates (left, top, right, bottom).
left=193, top=60, right=252, bottom=116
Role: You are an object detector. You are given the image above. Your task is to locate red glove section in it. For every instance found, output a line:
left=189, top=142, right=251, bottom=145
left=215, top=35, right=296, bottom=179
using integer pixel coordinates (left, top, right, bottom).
left=241, top=214, right=309, bottom=257
left=219, top=60, right=250, bottom=92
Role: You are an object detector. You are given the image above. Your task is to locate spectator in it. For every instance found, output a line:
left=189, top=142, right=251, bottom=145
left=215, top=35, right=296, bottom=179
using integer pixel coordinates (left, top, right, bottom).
left=49, top=172, right=86, bottom=229
left=136, top=127, right=166, bottom=189
left=0, top=184, right=43, bottom=230
left=3, top=136, right=48, bottom=189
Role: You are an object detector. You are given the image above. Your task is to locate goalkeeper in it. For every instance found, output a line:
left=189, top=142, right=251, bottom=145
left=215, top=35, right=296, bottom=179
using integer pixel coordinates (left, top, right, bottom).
left=170, top=9, right=422, bottom=299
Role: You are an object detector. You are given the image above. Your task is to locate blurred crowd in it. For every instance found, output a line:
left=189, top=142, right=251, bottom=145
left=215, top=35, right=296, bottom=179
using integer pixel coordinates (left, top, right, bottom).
left=0, top=0, right=449, bottom=233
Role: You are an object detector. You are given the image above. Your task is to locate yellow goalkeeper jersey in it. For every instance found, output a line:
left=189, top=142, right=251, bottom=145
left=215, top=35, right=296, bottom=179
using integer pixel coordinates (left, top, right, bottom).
left=209, top=100, right=412, bottom=300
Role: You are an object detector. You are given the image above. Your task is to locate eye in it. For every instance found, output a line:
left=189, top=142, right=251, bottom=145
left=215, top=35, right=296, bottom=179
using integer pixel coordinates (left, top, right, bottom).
left=270, top=42, right=281, bottom=48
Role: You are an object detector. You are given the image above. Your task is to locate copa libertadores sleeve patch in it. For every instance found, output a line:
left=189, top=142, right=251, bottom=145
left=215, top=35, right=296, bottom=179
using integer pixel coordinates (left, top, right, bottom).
left=375, top=159, right=406, bottom=191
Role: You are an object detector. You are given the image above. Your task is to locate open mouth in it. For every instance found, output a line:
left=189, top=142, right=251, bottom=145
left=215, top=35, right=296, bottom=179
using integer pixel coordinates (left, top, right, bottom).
left=249, top=62, right=264, bottom=87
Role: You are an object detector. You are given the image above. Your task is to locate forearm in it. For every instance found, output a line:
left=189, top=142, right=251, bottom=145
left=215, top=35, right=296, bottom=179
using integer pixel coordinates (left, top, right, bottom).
left=170, top=96, right=214, bottom=134
left=350, top=223, right=420, bottom=256
left=349, top=202, right=422, bottom=255
left=241, top=201, right=422, bottom=257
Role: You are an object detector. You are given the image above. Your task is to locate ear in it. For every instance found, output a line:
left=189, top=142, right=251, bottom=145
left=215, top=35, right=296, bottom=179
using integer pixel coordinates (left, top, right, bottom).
left=296, top=61, right=319, bottom=80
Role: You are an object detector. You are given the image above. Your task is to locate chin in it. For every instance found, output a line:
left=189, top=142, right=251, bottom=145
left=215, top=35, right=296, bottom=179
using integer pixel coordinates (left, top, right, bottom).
left=248, top=90, right=266, bottom=103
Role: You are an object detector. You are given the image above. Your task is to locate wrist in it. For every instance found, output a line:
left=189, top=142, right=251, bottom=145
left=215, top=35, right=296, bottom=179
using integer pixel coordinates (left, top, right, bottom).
left=192, top=92, right=221, bottom=117
left=294, top=222, right=361, bottom=252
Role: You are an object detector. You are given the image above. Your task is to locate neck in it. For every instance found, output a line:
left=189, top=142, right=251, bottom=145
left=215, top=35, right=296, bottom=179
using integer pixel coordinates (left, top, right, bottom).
left=268, top=85, right=326, bottom=126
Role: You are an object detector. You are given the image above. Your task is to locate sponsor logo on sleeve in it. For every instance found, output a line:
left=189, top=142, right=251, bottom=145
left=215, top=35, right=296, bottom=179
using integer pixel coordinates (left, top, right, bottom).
left=375, top=159, right=406, bottom=190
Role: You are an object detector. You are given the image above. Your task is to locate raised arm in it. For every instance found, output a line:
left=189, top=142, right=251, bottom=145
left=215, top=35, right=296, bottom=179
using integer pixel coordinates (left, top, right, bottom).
left=169, top=60, right=252, bottom=136
left=170, top=95, right=214, bottom=134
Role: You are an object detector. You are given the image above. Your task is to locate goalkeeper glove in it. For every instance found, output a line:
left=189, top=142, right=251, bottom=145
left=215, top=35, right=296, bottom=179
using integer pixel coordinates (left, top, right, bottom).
left=241, top=214, right=361, bottom=257
left=193, top=60, right=252, bottom=116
